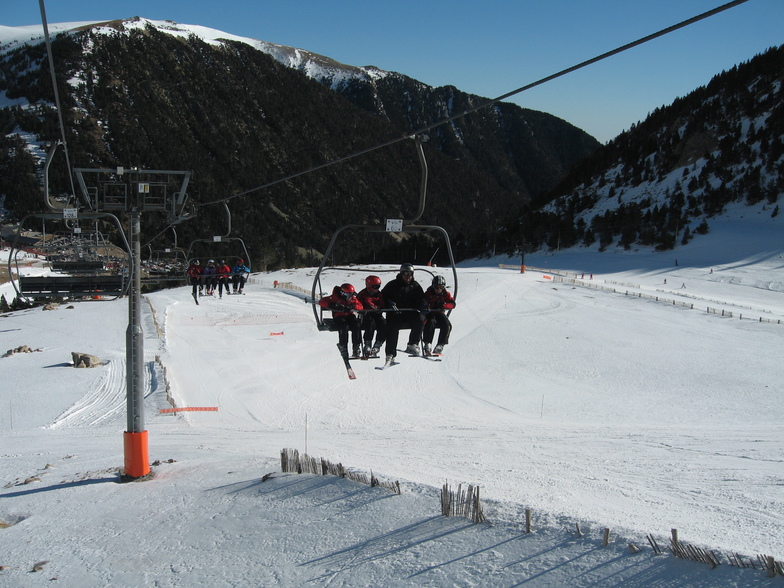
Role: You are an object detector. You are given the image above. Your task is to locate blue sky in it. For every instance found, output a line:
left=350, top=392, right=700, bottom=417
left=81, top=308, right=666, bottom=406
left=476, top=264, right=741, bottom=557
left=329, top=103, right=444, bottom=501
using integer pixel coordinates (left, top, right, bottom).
left=4, top=1, right=782, bottom=143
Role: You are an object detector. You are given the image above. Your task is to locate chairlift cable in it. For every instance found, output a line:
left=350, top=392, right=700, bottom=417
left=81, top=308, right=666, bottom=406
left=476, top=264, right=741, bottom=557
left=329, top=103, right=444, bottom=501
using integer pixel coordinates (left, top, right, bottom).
left=199, top=0, right=749, bottom=208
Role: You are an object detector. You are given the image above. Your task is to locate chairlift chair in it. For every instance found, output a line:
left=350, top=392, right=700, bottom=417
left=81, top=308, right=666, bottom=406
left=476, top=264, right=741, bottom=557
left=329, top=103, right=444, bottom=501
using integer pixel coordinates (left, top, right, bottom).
left=311, top=136, right=458, bottom=332
left=184, top=202, right=251, bottom=275
left=8, top=212, right=131, bottom=301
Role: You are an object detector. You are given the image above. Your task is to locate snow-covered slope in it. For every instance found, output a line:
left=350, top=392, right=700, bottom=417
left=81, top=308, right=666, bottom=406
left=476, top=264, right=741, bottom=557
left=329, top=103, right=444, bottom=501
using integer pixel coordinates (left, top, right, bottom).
left=1, top=211, right=782, bottom=585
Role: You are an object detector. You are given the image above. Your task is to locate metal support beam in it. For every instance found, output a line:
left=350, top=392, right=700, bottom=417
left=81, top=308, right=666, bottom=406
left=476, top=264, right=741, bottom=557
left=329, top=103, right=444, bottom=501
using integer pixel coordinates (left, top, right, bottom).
left=124, top=210, right=149, bottom=478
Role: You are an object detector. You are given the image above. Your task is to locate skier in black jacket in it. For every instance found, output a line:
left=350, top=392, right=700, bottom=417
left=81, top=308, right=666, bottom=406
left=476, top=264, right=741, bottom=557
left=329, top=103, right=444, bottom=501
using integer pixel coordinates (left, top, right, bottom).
left=381, top=263, right=427, bottom=362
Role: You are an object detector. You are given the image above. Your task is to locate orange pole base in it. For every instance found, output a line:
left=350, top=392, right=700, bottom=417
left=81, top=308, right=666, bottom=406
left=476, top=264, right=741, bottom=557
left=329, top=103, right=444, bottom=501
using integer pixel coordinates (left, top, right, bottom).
left=123, top=431, right=150, bottom=478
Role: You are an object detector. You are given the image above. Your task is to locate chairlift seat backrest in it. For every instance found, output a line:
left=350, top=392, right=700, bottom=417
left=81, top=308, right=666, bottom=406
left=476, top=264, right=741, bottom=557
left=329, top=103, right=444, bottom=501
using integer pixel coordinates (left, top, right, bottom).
left=19, top=275, right=126, bottom=299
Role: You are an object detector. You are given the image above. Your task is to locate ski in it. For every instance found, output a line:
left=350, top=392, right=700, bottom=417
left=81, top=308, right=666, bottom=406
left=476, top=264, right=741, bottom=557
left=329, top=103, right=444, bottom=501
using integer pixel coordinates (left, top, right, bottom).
left=337, top=344, right=357, bottom=379
left=192, top=293, right=199, bottom=305
left=412, top=354, right=441, bottom=362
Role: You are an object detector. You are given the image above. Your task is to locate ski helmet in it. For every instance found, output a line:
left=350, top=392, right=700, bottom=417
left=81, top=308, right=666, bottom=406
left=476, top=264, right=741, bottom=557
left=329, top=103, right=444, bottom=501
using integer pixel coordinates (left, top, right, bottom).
left=340, top=283, right=356, bottom=298
left=208, top=259, right=215, bottom=264
left=365, top=275, right=382, bottom=288
left=238, top=259, right=244, bottom=264
left=400, top=263, right=414, bottom=274
left=432, top=275, right=446, bottom=287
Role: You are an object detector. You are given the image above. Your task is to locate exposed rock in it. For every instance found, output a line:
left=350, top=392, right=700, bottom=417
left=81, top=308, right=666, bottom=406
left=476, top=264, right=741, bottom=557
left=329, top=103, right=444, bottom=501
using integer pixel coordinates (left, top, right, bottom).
left=71, top=352, right=102, bottom=368
left=2, top=345, right=43, bottom=358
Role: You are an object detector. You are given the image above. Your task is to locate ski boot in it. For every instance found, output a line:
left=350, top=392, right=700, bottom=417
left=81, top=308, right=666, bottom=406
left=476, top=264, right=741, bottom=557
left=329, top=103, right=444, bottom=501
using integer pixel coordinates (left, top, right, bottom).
left=422, top=343, right=432, bottom=356
left=405, top=343, right=420, bottom=356
left=433, top=344, right=445, bottom=355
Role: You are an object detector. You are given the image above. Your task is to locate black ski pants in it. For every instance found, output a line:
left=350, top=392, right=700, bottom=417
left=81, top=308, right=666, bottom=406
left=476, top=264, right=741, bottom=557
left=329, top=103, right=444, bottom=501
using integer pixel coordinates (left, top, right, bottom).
left=423, top=312, right=451, bottom=346
left=384, top=311, right=425, bottom=357
left=333, top=314, right=362, bottom=348
left=362, top=312, right=387, bottom=346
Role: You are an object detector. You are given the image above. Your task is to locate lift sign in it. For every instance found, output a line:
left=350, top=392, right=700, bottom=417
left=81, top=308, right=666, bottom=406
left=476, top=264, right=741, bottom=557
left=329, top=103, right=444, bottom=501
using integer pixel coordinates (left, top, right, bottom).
left=386, top=219, right=403, bottom=232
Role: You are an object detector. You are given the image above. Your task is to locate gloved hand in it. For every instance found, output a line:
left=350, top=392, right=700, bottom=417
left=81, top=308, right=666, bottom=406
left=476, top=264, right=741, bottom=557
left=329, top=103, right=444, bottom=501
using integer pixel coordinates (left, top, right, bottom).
left=390, top=302, right=400, bottom=314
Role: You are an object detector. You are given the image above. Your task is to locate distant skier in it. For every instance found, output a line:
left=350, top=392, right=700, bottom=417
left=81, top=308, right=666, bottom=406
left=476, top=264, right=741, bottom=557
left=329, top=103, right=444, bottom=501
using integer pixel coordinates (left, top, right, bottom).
left=318, top=283, right=364, bottom=358
left=231, top=259, right=251, bottom=294
left=422, top=275, right=455, bottom=355
left=203, top=260, right=217, bottom=295
left=216, top=260, right=231, bottom=298
left=381, top=263, right=427, bottom=363
left=186, top=259, right=203, bottom=299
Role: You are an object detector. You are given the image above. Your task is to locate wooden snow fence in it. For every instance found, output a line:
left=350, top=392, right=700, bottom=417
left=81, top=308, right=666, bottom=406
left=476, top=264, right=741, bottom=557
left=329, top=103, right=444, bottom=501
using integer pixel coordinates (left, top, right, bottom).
left=726, top=553, right=783, bottom=578
left=669, top=538, right=722, bottom=568
left=440, top=482, right=486, bottom=524
left=279, top=448, right=401, bottom=494
left=552, top=275, right=782, bottom=325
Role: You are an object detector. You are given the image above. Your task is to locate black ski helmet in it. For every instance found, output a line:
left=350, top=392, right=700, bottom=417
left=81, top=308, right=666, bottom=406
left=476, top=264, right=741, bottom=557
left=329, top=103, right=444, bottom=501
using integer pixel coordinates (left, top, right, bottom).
left=400, top=263, right=414, bottom=274
left=432, top=275, right=446, bottom=287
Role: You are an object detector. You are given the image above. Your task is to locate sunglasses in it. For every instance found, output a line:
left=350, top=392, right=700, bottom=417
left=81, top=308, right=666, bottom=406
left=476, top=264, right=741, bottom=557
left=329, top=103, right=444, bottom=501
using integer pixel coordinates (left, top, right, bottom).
left=434, top=285, right=444, bottom=289
left=401, top=271, right=413, bottom=277
left=368, top=284, right=380, bottom=289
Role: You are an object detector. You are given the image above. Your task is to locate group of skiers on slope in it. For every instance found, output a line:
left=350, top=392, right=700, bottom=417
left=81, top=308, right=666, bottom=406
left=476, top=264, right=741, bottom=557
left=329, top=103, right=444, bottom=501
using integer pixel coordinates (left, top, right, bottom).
left=318, top=263, right=455, bottom=362
left=186, top=258, right=251, bottom=300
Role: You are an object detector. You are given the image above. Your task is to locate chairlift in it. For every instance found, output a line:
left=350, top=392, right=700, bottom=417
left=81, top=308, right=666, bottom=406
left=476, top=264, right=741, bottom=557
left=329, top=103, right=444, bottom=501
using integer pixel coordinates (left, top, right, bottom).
left=7, top=212, right=131, bottom=301
left=311, top=135, right=458, bottom=331
left=42, top=222, right=117, bottom=274
left=144, top=247, right=188, bottom=281
left=185, top=202, right=251, bottom=271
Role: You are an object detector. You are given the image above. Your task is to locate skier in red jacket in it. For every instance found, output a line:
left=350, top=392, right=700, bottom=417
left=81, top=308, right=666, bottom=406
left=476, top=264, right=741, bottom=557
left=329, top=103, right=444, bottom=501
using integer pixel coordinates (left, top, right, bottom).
left=318, top=283, right=364, bottom=357
left=357, top=275, right=387, bottom=357
left=186, top=259, right=203, bottom=298
left=422, top=275, right=455, bottom=355
left=215, top=260, right=232, bottom=298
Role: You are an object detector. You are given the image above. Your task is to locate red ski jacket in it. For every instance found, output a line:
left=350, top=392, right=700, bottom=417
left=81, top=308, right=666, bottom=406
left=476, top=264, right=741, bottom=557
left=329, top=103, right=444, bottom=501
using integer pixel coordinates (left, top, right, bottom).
left=357, top=288, right=385, bottom=311
left=216, top=264, right=231, bottom=279
left=424, top=285, right=456, bottom=311
left=318, top=291, right=363, bottom=317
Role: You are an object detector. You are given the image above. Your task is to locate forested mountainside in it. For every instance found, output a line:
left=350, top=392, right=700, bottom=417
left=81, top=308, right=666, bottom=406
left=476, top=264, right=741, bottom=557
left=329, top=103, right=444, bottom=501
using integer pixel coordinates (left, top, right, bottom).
left=498, top=45, right=784, bottom=255
left=0, top=18, right=598, bottom=268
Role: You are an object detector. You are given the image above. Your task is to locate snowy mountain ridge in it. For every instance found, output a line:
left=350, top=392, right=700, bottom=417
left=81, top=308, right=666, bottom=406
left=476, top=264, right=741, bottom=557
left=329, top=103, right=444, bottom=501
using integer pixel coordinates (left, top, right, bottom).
left=0, top=17, right=392, bottom=91
left=513, top=45, right=784, bottom=254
